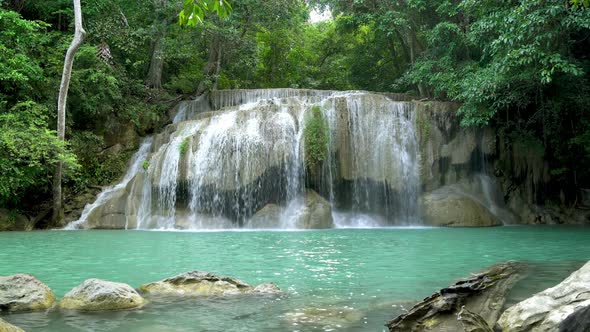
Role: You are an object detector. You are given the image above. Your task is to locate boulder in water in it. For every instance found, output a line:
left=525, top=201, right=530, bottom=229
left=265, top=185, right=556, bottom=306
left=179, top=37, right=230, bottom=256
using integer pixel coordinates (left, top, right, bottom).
left=283, top=306, right=364, bottom=330
left=295, top=190, right=333, bottom=229
left=59, top=279, right=146, bottom=311
left=139, top=271, right=281, bottom=296
left=497, top=261, right=590, bottom=332
left=421, top=188, right=502, bottom=227
left=0, top=274, right=56, bottom=312
left=246, top=204, right=282, bottom=228
left=387, top=261, right=524, bottom=331
left=0, top=318, right=25, bottom=332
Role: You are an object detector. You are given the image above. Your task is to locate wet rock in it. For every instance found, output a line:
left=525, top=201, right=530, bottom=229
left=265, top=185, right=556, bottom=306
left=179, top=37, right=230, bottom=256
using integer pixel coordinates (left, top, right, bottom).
left=295, top=190, right=333, bottom=229
left=387, top=261, right=524, bottom=332
left=0, top=318, right=25, bottom=332
left=422, top=188, right=502, bottom=227
left=246, top=204, right=282, bottom=228
left=458, top=306, right=494, bottom=332
left=497, top=261, right=590, bottom=332
left=0, top=274, right=56, bottom=312
left=139, top=271, right=280, bottom=296
left=0, top=210, right=32, bottom=232
left=251, top=283, right=282, bottom=294
left=59, top=279, right=145, bottom=311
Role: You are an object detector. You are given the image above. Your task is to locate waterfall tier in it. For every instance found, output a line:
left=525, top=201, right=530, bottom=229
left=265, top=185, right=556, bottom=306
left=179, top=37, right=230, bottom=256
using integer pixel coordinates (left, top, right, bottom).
left=70, top=89, right=511, bottom=230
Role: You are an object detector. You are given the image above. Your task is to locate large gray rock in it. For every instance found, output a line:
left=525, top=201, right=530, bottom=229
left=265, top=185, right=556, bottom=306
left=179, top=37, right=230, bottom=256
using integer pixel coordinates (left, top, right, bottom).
left=497, top=261, right=590, bottom=332
left=0, top=318, right=25, bottom=332
left=0, top=274, right=56, bottom=312
left=245, top=204, right=282, bottom=228
left=387, top=261, right=524, bottom=332
left=59, top=279, right=146, bottom=311
left=295, top=190, right=333, bottom=229
left=139, top=271, right=281, bottom=296
left=422, top=189, right=502, bottom=227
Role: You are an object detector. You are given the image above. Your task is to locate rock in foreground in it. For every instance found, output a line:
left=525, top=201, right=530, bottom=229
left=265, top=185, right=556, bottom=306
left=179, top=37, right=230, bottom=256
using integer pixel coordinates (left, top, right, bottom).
left=0, top=274, right=56, bottom=312
left=387, top=261, right=523, bottom=331
left=497, top=261, right=590, bottom=332
left=139, top=271, right=281, bottom=296
left=59, top=279, right=146, bottom=311
left=0, top=318, right=25, bottom=332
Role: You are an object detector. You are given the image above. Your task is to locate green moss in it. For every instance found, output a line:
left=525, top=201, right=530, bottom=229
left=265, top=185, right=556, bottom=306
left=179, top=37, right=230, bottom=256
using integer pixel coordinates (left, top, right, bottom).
left=179, top=137, right=189, bottom=156
left=303, top=106, right=330, bottom=172
left=142, top=160, right=150, bottom=171
left=417, top=110, right=431, bottom=144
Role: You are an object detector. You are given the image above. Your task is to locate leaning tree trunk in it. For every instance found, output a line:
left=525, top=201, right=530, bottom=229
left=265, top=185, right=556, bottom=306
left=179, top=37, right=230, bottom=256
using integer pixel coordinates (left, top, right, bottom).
left=196, top=34, right=222, bottom=96
left=52, top=0, right=86, bottom=225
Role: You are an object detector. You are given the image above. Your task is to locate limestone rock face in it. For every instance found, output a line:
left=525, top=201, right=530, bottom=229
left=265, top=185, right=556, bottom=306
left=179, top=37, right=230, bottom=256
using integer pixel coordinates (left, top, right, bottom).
left=387, top=261, right=524, bottom=332
left=139, top=271, right=280, bottom=296
left=422, top=189, right=502, bottom=227
left=0, top=318, right=25, bottom=332
left=295, top=190, right=333, bottom=229
left=497, top=261, right=590, bottom=332
left=0, top=274, right=56, bottom=312
left=0, top=209, right=32, bottom=232
left=59, top=279, right=146, bottom=311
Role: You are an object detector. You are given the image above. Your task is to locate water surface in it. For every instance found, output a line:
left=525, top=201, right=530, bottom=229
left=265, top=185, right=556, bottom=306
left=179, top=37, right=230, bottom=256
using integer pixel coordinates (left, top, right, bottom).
left=1, top=226, right=588, bottom=331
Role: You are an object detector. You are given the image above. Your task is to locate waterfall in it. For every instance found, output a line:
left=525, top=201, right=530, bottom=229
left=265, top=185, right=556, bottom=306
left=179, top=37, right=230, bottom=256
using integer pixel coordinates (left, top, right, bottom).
left=66, top=137, right=153, bottom=230
left=67, top=89, right=510, bottom=230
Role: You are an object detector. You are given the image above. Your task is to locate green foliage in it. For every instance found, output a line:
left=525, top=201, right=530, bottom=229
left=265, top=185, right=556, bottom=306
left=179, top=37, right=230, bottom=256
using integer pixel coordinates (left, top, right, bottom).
left=0, top=102, right=78, bottom=206
left=303, top=106, right=330, bottom=172
left=179, top=137, right=189, bottom=156
left=142, top=160, right=150, bottom=171
left=179, top=0, right=232, bottom=26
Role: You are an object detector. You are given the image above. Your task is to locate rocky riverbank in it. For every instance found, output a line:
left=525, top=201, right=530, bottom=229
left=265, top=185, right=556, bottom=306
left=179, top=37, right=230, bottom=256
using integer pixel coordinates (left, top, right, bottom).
left=387, top=261, right=590, bottom=332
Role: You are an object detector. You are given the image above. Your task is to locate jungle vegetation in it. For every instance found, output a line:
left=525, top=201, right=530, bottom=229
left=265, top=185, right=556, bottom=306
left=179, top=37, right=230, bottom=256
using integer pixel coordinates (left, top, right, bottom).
left=0, top=0, right=588, bottom=223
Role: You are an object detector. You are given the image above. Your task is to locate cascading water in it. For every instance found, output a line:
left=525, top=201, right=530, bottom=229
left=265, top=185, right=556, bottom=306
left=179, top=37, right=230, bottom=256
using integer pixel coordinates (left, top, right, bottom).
left=65, top=137, right=153, bottom=230
left=68, top=89, right=512, bottom=230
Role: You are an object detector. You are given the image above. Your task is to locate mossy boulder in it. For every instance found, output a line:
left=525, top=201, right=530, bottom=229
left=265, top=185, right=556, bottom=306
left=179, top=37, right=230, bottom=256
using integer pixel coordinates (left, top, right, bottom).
left=59, top=279, right=146, bottom=311
left=0, top=274, right=56, bottom=312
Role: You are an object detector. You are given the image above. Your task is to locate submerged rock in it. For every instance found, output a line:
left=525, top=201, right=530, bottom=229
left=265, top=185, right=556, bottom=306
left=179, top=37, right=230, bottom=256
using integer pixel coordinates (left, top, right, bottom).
left=0, top=274, right=56, bottom=312
left=283, top=306, right=364, bottom=330
left=139, top=271, right=281, bottom=296
left=0, top=318, right=25, bottom=332
left=59, top=279, right=146, bottom=311
left=387, top=261, right=524, bottom=331
left=497, top=261, right=590, bottom=332
left=422, top=188, right=502, bottom=227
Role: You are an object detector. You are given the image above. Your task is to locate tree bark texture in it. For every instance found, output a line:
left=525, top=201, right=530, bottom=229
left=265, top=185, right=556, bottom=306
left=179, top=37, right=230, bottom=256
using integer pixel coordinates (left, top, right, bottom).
left=52, top=0, right=86, bottom=225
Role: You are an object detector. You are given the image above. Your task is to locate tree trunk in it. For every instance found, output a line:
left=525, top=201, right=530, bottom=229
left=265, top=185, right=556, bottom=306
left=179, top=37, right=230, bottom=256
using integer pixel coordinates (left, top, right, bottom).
left=146, top=0, right=169, bottom=89
left=196, top=34, right=222, bottom=96
left=146, top=31, right=165, bottom=89
left=52, top=0, right=86, bottom=225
